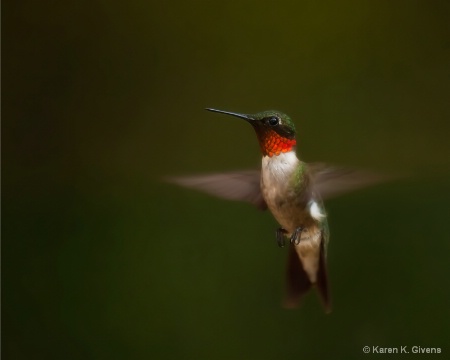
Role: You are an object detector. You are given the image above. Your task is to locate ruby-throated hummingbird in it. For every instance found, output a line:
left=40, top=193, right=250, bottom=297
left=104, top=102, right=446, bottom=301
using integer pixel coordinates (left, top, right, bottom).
left=168, top=108, right=387, bottom=313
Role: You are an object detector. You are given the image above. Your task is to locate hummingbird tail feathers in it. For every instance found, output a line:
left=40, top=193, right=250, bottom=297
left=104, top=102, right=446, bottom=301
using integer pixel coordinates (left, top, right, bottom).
left=283, top=241, right=332, bottom=313
left=284, top=244, right=312, bottom=309
left=316, top=238, right=332, bottom=313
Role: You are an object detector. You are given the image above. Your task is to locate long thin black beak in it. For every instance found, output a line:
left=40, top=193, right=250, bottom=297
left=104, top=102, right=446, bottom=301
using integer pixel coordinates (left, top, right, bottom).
left=205, top=108, right=254, bottom=122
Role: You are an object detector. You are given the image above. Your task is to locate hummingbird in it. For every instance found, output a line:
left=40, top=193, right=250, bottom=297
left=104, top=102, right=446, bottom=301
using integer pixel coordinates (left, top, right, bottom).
left=168, top=108, right=387, bottom=313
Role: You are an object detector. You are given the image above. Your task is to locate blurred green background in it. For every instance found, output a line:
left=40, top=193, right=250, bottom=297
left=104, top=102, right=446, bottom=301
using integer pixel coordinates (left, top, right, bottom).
left=4, top=1, right=450, bottom=359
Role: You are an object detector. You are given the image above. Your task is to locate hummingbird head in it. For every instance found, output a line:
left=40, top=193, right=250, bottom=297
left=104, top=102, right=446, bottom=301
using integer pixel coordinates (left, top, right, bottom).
left=206, top=108, right=297, bottom=157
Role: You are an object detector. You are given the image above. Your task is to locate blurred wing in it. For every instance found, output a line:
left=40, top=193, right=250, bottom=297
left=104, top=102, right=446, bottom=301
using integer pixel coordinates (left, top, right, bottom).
left=166, top=170, right=267, bottom=210
left=309, top=163, right=392, bottom=200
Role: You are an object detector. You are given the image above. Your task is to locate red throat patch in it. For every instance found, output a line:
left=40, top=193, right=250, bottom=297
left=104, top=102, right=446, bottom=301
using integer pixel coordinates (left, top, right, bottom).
left=259, top=130, right=297, bottom=157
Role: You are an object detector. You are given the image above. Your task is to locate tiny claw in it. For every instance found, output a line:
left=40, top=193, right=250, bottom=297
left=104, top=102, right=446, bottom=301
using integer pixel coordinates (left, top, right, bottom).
left=276, top=228, right=288, bottom=248
left=290, top=226, right=304, bottom=245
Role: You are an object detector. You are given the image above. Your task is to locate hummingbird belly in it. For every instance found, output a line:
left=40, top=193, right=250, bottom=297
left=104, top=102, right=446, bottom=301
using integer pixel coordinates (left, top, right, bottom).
left=261, top=154, right=324, bottom=283
left=265, top=190, right=322, bottom=283
left=261, top=173, right=322, bottom=283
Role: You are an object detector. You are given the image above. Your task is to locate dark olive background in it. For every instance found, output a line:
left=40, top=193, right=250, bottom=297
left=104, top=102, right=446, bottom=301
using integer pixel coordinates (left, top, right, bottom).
left=4, top=1, right=450, bottom=359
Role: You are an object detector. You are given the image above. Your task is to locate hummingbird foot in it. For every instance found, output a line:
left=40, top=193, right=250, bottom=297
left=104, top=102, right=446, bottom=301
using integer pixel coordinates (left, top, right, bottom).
left=276, top=228, right=288, bottom=247
left=290, top=226, right=304, bottom=245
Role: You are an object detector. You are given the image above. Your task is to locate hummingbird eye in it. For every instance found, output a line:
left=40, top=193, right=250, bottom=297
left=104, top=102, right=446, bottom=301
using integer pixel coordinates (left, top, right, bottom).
left=267, top=116, right=279, bottom=126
